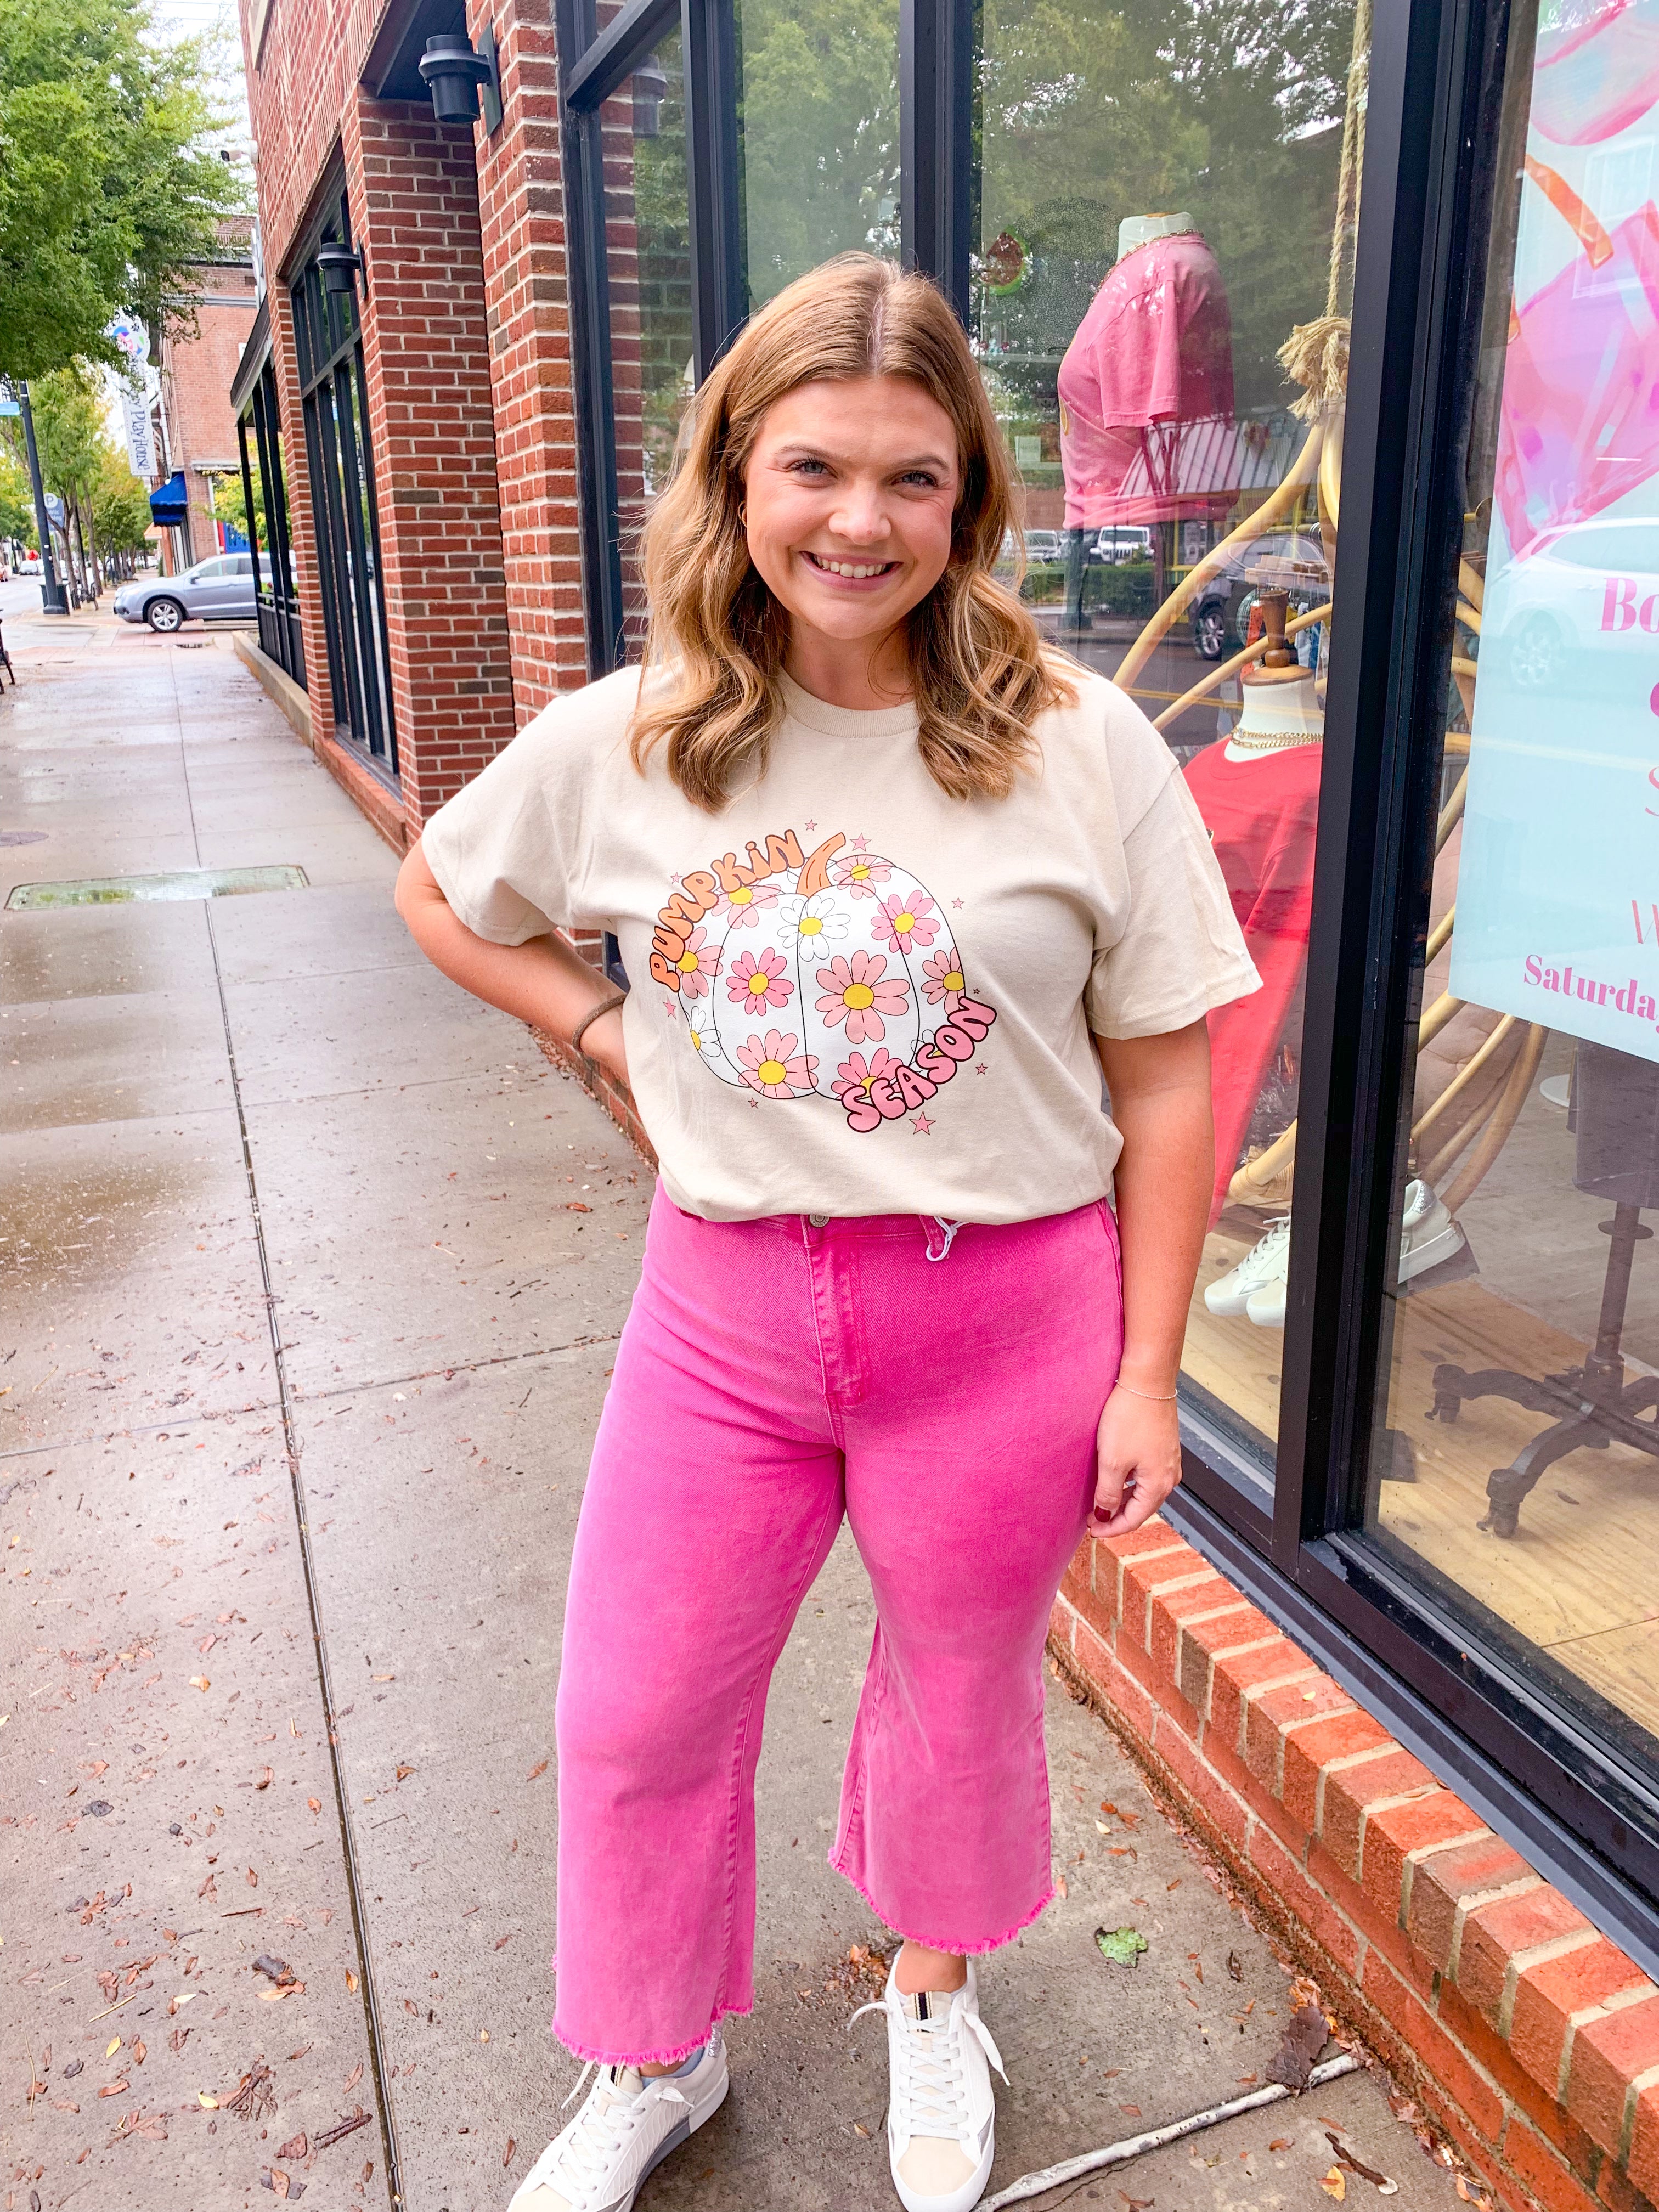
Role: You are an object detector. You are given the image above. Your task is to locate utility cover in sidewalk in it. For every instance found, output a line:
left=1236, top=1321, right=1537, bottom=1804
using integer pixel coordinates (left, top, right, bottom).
left=6, top=864, right=309, bottom=909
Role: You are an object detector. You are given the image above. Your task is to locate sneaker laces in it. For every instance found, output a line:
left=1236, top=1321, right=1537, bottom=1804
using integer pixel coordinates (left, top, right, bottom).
left=539, top=2063, right=686, bottom=2205
left=1237, top=1215, right=1290, bottom=1282
left=849, top=1989, right=1009, bottom=2140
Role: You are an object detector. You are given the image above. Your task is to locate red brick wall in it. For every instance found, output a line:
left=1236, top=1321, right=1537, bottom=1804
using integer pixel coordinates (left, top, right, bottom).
left=342, top=90, right=516, bottom=827
left=466, top=0, right=590, bottom=715
left=1052, top=1524, right=1659, bottom=2212
left=161, top=264, right=261, bottom=561
left=242, top=0, right=384, bottom=272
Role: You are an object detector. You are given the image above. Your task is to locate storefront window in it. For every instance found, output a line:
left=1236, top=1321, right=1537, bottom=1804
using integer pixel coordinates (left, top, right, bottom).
left=239, top=355, right=304, bottom=689
left=736, top=0, right=900, bottom=308
left=606, top=33, right=693, bottom=655
left=1371, top=0, right=1659, bottom=1785
left=971, top=0, right=1369, bottom=1471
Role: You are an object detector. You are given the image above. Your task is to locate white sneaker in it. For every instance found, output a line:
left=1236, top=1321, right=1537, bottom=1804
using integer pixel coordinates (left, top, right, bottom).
left=1241, top=1179, right=1466, bottom=1333
left=852, top=1961, right=1007, bottom=2212
left=1400, top=1177, right=1464, bottom=1283
left=1204, top=1217, right=1290, bottom=1317
left=508, top=2031, right=728, bottom=2212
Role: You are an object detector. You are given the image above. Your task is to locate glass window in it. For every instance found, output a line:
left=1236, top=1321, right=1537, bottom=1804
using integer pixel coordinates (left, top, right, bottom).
left=972, top=0, right=1369, bottom=1473
left=605, top=31, right=693, bottom=656
left=736, top=0, right=900, bottom=309
left=1369, top=0, right=1659, bottom=1793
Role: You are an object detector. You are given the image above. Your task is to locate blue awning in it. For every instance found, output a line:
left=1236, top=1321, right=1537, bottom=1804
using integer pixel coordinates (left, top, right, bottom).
left=149, top=471, right=188, bottom=526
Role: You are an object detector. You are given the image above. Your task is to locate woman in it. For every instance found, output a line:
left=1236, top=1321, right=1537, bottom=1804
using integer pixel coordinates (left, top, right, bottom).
left=396, top=253, right=1257, bottom=2212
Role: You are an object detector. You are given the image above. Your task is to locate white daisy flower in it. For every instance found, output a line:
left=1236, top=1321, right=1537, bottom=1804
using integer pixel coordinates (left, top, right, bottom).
left=686, top=997, right=724, bottom=1062
left=776, top=890, right=850, bottom=949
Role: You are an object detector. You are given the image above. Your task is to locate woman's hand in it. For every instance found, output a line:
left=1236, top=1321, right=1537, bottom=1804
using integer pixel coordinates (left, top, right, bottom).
left=1090, top=1381, right=1182, bottom=1537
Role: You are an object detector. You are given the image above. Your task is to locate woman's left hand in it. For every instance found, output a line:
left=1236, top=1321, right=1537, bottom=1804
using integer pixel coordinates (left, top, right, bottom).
left=1090, top=1383, right=1182, bottom=1537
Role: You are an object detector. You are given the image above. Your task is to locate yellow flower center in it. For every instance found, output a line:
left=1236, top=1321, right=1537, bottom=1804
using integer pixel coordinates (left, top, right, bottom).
left=943, top=969, right=963, bottom=991
left=798, top=915, right=823, bottom=936
left=849, top=864, right=870, bottom=881
left=729, top=885, right=753, bottom=905
left=676, top=948, right=699, bottom=973
left=893, top=911, right=916, bottom=934
left=747, top=972, right=770, bottom=997
left=843, top=983, right=875, bottom=1010
left=689, top=1029, right=704, bottom=1051
left=757, top=1058, right=787, bottom=1086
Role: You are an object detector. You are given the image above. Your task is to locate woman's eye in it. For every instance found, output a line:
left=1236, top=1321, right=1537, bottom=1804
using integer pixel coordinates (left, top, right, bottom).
left=900, top=471, right=939, bottom=488
left=791, top=458, right=830, bottom=478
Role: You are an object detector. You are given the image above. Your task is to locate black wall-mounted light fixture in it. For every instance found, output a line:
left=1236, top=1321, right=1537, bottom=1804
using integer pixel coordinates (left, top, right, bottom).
left=418, top=30, right=500, bottom=129
left=632, top=50, right=668, bottom=137
left=315, top=241, right=365, bottom=295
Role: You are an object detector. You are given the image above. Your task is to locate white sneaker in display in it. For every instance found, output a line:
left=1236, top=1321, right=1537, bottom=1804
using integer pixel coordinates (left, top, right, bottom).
left=1204, top=1216, right=1290, bottom=1317
left=508, top=2032, right=728, bottom=2212
left=1399, top=1176, right=1465, bottom=1283
left=852, top=1960, right=1007, bottom=2212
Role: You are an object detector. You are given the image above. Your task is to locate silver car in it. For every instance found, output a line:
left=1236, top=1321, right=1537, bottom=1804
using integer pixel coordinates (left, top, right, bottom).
left=114, top=553, right=262, bottom=633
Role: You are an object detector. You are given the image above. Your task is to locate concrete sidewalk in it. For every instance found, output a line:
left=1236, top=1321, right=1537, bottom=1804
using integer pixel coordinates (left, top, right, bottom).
left=1, top=590, right=1468, bottom=2212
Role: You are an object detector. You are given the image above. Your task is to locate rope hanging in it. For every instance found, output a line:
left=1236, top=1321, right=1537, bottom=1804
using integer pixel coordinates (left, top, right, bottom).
left=1277, top=0, right=1371, bottom=419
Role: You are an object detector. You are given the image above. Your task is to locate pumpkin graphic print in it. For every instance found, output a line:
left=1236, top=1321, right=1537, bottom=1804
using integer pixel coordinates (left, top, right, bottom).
left=648, top=827, right=996, bottom=1133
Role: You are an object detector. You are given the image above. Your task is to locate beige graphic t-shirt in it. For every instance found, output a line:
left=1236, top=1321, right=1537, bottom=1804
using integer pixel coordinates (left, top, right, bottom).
left=420, top=664, right=1260, bottom=1223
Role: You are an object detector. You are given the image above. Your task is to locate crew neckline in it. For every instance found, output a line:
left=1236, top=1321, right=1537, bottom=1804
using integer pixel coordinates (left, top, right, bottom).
left=779, top=670, right=921, bottom=741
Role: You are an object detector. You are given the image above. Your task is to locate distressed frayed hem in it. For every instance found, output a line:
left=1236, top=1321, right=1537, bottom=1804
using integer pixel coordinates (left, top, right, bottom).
left=827, top=1853, right=1058, bottom=1957
left=549, top=1996, right=752, bottom=2070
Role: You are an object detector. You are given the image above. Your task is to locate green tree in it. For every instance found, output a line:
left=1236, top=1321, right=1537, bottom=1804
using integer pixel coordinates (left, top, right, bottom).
left=91, top=446, right=152, bottom=562
left=0, top=0, right=247, bottom=381
left=0, top=445, right=36, bottom=549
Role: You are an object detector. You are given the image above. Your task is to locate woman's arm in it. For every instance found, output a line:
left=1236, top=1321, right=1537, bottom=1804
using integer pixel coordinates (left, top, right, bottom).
left=1088, top=1019, right=1215, bottom=1536
left=394, top=840, right=628, bottom=1086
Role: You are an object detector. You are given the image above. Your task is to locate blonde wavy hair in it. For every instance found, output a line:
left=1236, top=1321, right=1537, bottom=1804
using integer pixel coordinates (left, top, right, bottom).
left=630, top=252, right=1075, bottom=811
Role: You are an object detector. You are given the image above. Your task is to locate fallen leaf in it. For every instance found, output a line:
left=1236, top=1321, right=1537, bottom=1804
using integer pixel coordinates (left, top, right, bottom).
left=1269, top=2138, right=1294, bottom=2153
left=565, top=1201, right=591, bottom=1212
left=1326, top=2131, right=1397, bottom=2192
left=395, top=1764, right=414, bottom=1781
left=199, top=2091, right=219, bottom=2109
left=503, top=2137, right=516, bottom=2166
left=346, top=1970, right=358, bottom=1994
left=99, top=2080, right=129, bottom=2097
left=1227, top=1951, right=1245, bottom=1982
left=254, top=1955, right=295, bottom=1984
left=345, top=2062, right=364, bottom=2092
left=169, top=2030, right=190, bottom=2055
left=132, top=2040, right=145, bottom=2066
left=1054, top=1872, right=1068, bottom=1899
left=189, top=1677, right=211, bottom=1691
left=246, top=1867, right=258, bottom=1888
left=277, top=2133, right=309, bottom=2161
left=106, top=2037, right=121, bottom=2057
left=853, top=2122, right=871, bottom=2138
left=307, top=1797, right=321, bottom=1813
left=1119, top=2103, right=1142, bottom=2118
left=257, top=1768, right=274, bottom=1790
left=527, top=1759, right=549, bottom=1781
left=1266, top=2000, right=1329, bottom=2091
left=1094, top=1925, right=1149, bottom=1970
left=1322, top=2166, right=1347, bottom=2200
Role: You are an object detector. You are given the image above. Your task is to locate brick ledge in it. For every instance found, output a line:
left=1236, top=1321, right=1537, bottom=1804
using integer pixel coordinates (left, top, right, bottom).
left=1052, top=1525, right=1659, bottom=2212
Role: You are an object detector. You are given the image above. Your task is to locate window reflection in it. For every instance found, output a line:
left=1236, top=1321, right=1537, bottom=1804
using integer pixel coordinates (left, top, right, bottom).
left=974, top=0, right=1368, bottom=1465
left=1373, top=0, right=1659, bottom=1786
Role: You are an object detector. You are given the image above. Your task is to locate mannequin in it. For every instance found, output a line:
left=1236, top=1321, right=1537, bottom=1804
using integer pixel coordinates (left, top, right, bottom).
left=1057, top=211, right=1234, bottom=631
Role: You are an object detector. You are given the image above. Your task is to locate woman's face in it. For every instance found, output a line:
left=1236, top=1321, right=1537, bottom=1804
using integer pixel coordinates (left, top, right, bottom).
left=741, top=375, right=961, bottom=657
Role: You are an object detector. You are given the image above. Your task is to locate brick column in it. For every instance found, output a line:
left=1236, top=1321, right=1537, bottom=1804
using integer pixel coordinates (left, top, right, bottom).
left=465, top=0, right=590, bottom=719
left=341, top=87, right=518, bottom=828
left=266, top=280, right=339, bottom=746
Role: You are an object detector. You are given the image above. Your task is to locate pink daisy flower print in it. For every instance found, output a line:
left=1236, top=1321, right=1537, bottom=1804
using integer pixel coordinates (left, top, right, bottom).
left=921, top=944, right=967, bottom=1008
left=736, top=1029, right=816, bottom=1098
left=831, top=852, right=892, bottom=899
left=871, top=889, right=940, bottom=955
left=726, top=945, right=793, bottom=1011
left=815, top=949, right=910, bottom=1046
left=714, top=879, right=778, bottom=928
left=832, top=1046, right=898, bottom=1107
left=669, top=923, right=721, bottom=1000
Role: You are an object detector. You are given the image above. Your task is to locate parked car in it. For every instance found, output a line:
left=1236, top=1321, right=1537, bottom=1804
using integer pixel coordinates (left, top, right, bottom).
left=19, top=550, right=42, bottom=577
left=114, top=553, right=263, bottom=632
left=1094, top=524, right=1153, bottom=565
left=996, top=528, right=1065, bottom=567
left=1188, top=529, right=1329, bottom=659
left=1489, top=515, right=1659, bottom=690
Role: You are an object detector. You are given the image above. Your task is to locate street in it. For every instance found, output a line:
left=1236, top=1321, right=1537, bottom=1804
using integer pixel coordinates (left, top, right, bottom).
left=2, top=586, right=1461, bottom=2212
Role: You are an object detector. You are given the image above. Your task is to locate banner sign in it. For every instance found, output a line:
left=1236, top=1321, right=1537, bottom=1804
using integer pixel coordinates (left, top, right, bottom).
left=1450, top=0, right=1659, bottom=1060
left=122, top=387, right=156, bottom=478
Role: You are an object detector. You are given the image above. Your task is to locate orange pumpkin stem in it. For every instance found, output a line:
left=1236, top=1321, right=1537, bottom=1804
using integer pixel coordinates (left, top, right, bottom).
left=795, top=832, right=847, bottom=896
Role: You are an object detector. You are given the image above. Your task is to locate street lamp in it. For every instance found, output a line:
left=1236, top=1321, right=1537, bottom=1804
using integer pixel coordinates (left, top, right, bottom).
left=15, top=382, right=69, bottom=616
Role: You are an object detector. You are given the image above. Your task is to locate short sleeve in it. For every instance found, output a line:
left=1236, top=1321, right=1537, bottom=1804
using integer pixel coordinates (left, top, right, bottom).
left=1087, top=769, right=1261, bottom=1037
left=419, top=723, right=576, bottom=946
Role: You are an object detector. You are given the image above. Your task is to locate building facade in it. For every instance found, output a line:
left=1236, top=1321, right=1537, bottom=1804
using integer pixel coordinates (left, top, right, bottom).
left=234, top=4, right=1659, bottom=2209
left=155, top=244, right=262, bottom=570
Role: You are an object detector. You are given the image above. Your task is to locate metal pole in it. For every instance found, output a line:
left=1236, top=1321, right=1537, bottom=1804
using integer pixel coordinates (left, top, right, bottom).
left=17, top=381, right=70, bottom=615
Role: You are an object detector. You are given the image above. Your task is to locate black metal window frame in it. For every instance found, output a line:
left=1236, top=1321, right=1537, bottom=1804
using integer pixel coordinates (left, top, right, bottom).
left=556, top=0, right=1659, bottom=1969
left=235, top=345, right=307, bottom=692
left=290, top=180, right=399, bottom=778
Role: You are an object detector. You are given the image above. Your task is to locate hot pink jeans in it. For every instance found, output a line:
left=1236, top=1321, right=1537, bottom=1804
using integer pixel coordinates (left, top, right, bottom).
left=551, top=1189, right=1124, bottom=2065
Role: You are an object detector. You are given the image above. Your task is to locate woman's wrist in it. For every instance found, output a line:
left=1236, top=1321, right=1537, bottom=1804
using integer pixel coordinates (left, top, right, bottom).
left=1115, top=1351, right=1182, bottom=1397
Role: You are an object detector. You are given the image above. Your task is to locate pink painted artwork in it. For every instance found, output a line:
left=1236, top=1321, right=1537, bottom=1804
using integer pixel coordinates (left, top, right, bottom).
left=1531, top=0, right=1659, bottom=145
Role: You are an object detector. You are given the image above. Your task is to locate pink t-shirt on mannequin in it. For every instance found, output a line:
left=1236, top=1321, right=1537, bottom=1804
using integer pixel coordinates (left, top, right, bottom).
left=1057, top=229, right=1235, bottom=527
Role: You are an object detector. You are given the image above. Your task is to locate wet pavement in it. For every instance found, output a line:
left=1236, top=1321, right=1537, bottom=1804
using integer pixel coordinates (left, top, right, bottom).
left=1, top=585, right=1465, bottom=2212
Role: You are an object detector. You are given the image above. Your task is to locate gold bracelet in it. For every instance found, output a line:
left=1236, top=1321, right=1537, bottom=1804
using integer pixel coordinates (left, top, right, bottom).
left=1115, top=1380, right=1178, bottom=1402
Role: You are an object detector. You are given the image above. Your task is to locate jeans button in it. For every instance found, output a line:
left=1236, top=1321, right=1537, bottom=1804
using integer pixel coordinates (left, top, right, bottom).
left=808, top=1212, right=830, bottom=1228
